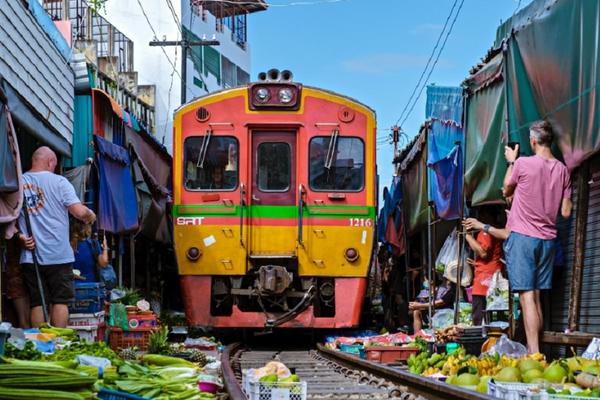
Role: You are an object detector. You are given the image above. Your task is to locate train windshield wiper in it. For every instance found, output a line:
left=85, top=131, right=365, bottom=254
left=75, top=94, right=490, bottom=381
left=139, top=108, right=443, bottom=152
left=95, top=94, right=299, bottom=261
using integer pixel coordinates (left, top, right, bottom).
left=324, top=128, right=340, bottom=170
left=196, top=128, right=213, bottom=169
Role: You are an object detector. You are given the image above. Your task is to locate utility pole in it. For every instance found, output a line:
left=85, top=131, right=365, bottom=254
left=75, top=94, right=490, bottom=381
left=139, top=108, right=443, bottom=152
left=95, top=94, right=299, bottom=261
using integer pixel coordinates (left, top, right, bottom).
left=149, top=39, right=219, bottom=104
left=392, top=125, right=400, bottom=159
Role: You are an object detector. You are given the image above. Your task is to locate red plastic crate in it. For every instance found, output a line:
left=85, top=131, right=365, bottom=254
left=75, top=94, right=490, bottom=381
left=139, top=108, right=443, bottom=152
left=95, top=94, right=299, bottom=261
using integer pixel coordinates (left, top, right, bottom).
left=108, top=327, right=155, bottom=351
left=127, top=313, right=157, bottom=329
left=364, top=346, right=420, bottom=364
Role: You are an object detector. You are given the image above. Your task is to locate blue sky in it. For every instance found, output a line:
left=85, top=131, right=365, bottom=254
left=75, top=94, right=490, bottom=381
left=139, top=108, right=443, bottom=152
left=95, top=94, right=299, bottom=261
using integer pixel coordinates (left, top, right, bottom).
left=249, top=0, right=521, bottom=192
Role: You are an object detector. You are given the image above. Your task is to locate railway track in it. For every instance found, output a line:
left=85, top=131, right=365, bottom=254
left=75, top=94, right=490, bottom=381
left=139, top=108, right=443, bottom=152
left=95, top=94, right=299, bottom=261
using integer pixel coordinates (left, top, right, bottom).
left=222, top=343, right=493, bottom=400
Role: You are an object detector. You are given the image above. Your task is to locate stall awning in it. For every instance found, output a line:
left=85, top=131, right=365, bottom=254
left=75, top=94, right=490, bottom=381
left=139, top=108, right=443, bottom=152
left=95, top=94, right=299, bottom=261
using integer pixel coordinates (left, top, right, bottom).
left=196, top=0, right=268, bottom=18
left=0, top=96, right=23, bottom=238
left=463, top=52, right=508, bottom=206
left=94, top=135, right=138, bottom=233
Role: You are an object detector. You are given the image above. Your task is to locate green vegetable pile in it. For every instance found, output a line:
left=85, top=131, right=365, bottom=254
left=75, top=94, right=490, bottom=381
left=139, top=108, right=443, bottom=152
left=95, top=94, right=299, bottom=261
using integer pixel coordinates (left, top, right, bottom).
left=4, top=341, right=42, bottom=360
left=46, top=341, right=122, bottom=366
left=99, top=359, right=217, bottom=400
left=0, top=359, right=96, bottom=400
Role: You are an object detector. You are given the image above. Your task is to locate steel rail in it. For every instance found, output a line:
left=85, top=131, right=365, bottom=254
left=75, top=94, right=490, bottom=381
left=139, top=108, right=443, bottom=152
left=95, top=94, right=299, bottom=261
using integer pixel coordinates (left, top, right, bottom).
left=222, top=343, right=248, bottom=400
left=317, top=344, right=493, bottom=400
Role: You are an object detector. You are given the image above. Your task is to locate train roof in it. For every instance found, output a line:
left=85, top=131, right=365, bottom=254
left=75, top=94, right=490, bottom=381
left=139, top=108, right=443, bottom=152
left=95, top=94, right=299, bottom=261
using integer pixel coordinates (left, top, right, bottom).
left=175, top=84, right=377, bottom=118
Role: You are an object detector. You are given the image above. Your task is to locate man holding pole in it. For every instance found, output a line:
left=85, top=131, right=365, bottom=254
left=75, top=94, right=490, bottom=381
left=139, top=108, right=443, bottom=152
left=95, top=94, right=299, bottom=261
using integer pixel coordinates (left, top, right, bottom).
left=503, top=121, right=572, bottom=354
left=17, top=147, right=96, bottom=327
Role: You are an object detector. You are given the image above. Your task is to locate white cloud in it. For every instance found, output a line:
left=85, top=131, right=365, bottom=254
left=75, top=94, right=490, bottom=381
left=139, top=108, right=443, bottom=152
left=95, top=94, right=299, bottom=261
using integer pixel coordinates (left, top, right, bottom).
left=340, top=52, right=453, bottom=75
left=410, top=23, right=444, bottom=35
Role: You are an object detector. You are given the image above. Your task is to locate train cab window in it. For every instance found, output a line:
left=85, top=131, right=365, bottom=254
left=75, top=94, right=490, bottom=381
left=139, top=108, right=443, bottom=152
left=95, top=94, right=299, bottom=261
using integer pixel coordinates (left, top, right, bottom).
left=257, top=142, right=291, bottom=191
left=309, top=136, right=364, bottom=191
left=184, top=136, right=238, bottom=191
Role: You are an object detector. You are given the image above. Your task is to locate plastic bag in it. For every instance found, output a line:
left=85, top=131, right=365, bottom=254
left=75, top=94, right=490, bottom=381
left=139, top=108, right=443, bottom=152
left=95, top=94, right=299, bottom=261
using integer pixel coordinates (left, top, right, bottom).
left=582, top=337, right=600, bottom=360
left=437, top=229, right=471, bottom=286
left=431, top=309, right=454, bottom=329
left=486, top=271, right=509, bottom=311
left=436, top=229, right=460, bottom=271
left=484, top=334, right=528, bottom=358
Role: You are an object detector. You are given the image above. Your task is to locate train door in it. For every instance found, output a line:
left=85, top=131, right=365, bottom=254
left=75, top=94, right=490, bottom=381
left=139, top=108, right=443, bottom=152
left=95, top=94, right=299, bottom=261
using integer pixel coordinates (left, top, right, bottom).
left=249, top=131, right=297, bottom=256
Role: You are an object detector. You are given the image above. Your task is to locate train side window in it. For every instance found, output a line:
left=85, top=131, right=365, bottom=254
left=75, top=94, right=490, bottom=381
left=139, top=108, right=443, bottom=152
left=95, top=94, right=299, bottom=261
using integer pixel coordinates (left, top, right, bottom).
left=309, top=136, right=364, bottom=192
left=257, top=142, right=291, bottom=192
left=184, top=136, right=238, bottom=191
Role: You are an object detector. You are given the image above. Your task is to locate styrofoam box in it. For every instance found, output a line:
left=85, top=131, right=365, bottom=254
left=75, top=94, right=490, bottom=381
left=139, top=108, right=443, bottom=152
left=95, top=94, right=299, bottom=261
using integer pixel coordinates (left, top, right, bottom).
left=68, top=325, right=99, bottom=342
left=69, top=312, right=105, bottom=327
left=488, top=379, right=543, bottom=400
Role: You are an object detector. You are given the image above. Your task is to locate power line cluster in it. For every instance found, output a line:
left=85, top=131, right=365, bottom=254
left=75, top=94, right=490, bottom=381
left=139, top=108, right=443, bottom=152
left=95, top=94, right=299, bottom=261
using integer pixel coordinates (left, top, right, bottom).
left=391, top=0, right=465, bottom=141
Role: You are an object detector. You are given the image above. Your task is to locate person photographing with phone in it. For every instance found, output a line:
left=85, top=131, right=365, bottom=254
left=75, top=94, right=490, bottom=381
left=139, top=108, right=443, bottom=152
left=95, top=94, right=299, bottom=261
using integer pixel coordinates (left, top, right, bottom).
left=502, top=121, right=572, bottom=354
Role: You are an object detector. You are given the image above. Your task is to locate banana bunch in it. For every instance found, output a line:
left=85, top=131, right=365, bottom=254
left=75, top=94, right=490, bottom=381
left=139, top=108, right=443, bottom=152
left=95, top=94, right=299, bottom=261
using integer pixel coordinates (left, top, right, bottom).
left=499, top=354, right=519, bottom=368
left=441, top=354, right=461, bottom=376
left=409, top=351, right=449, bottom=375
left=407, top=351, right=429, bottom=374
left=477, top=356, right=501, bottom=376
left=422, top=366, right=440, bottom=376
left=527, top=352, right=546, bottom=363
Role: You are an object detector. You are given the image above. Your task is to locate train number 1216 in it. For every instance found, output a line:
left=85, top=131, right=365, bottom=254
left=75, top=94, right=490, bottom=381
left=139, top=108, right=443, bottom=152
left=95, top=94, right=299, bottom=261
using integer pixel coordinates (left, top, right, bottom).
left=349, top=218, right=373, bottom=227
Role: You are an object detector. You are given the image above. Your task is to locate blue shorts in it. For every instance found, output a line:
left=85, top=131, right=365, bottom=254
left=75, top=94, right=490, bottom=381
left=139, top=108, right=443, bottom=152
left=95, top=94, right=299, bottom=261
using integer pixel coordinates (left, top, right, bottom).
left=504, top=232, right=556, bottom=291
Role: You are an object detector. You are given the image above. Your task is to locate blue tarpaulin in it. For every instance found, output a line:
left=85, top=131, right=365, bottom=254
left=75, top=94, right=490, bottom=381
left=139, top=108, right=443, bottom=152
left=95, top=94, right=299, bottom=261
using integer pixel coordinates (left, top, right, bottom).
left=429, top=145, right=463, bottom=220
left=377, top=176, right=405, bottom=255
left=94, top=135, right=139, bottom=233
left=426, top=86, right=464, bottom=220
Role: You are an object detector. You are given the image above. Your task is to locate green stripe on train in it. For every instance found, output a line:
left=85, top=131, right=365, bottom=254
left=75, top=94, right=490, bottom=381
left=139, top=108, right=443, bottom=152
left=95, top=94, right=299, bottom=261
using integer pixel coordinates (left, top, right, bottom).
left=172, top=204, right=377, bottom=219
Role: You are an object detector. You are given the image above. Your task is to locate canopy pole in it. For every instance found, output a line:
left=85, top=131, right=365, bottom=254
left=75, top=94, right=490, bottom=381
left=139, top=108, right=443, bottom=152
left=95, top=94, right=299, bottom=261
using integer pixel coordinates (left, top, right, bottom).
left=453, top=90, right=469, bottom=325
left=130, top=235, right=135, bottom=289
left=427, top=202, right=434, bottom=330
left=118, top=235, right=123, bottom=287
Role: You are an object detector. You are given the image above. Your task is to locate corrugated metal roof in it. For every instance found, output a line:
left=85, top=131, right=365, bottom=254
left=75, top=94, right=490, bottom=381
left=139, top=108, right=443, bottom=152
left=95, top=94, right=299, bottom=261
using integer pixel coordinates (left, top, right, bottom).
left=0, top=0, right=74, bottom=145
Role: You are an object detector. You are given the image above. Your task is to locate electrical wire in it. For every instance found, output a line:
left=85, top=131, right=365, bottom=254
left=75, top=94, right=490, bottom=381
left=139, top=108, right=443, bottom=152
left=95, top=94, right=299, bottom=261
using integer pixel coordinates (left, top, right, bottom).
left=394, top=0, right=459, bottom=127
left=398, top=0, right=465, bottom=129
left=199, top=0, right=348, bottom=7
left=135, top=0, right=192, bottom=94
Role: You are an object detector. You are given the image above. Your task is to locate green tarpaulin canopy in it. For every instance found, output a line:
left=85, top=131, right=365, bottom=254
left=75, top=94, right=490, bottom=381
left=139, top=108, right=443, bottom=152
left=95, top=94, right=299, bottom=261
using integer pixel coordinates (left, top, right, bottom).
left=399, top=127, right=429, bottom=234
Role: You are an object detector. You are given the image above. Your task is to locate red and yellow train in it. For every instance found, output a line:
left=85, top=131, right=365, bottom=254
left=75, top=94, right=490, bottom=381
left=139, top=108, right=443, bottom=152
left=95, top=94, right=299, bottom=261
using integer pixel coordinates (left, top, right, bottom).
left=172, top=69, right=377, bottom=328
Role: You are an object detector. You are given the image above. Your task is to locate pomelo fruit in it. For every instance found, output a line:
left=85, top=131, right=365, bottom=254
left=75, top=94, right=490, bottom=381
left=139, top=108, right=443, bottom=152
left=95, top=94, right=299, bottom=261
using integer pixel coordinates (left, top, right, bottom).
left=519, top=359, right=543, bottom=373
left=476, top=376, right=491, bottom=394
left=522, top=369, right=544, bottom=383
left=543, top=363, right=568, bottom=384
left=455, top=373, right=480, bottom=386
left=495, top=366, right=521, bottom=383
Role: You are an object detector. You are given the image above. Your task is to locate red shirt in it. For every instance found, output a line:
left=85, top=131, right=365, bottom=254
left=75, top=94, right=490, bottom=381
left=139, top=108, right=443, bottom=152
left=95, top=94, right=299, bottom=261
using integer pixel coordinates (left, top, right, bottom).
left=472, top=232, right=503, bottom=296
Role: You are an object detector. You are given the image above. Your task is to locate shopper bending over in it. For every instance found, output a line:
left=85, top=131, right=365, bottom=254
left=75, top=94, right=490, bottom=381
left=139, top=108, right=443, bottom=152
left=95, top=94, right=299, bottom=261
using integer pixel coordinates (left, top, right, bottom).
left=463, top=207, right=504, bottom=326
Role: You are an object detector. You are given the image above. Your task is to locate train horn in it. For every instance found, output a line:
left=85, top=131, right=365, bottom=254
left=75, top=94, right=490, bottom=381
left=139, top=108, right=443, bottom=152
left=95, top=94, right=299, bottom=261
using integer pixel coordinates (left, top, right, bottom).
left=280, top=70, right=293, bottom=82
left=257, top=72, right=267, bottom=82
left=267, top=68, right=281, bottom=82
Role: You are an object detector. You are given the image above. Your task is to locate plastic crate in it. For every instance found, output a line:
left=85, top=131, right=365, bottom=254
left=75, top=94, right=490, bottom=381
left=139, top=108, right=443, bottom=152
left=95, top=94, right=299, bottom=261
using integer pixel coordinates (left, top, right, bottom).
left=70, top=283, right=106, bottom=313
left=543, top=393, right=600, bottom=400
left=127, top=313, right=157, bottom=329
left=339, top=344, right=363, bottom=355
left=68, top=324, right=99, bottom=342
left=69, top=312, right=105, bottom=327
left=455, top=336, right=487, bottom=356
left=97, top=388, right=148, bottom=400
left=108, top=327, right=155, bottom=351
left=488, top=379, right=543, bottom=400
left=364, top=346, right=419, bottom=363
left=242, top=372, right=307, bottom=400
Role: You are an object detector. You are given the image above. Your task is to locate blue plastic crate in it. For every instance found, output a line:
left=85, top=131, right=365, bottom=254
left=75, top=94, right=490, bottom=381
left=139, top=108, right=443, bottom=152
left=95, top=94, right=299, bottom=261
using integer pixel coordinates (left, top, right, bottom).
left=97, top=389, right=148, bottom=400
left=74, top=282, right=106, bottom=300
left=70, top=282, right=106, bottom=313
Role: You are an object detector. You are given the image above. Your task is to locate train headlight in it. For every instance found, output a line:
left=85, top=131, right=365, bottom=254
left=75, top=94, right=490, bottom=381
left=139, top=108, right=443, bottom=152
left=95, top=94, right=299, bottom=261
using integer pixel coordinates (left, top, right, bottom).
left=255, top=88, right=270, bottom=103
left=279, top=88, right=293, bottom=104
left=186, top=247, right=202, bottom=262
left=344, top=248, right=359, bottom=263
